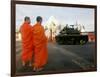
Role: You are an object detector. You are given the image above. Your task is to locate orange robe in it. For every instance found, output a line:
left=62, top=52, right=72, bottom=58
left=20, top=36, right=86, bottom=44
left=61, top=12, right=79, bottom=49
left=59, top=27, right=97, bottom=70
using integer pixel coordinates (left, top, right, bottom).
left=32, top=23, right=48, bottom=68
left=20, top=22, right=33, bottom=63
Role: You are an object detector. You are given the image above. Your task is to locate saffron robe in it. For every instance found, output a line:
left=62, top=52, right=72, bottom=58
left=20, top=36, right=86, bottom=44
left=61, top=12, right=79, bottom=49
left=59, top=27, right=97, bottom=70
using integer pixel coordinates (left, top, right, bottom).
left=32, top=23, right=48, bottom=68
left=20, top=22, right=33, bottom=63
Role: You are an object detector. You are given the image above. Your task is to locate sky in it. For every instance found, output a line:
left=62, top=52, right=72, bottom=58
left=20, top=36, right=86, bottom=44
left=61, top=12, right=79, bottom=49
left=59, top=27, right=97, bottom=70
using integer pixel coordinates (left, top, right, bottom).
left=16, top=4, right=95, bottom=32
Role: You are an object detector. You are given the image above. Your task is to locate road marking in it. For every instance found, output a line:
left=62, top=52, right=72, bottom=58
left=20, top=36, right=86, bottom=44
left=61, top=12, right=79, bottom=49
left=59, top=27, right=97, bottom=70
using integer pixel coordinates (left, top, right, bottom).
left=51, top=44, right=95, bottom=69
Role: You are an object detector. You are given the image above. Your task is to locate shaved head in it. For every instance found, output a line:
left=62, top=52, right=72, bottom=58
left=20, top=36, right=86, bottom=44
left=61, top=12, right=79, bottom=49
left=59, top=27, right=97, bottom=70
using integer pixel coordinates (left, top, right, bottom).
left=24, top=16, right=31, bottom=24
left=36, top=16, right=42, bottom=23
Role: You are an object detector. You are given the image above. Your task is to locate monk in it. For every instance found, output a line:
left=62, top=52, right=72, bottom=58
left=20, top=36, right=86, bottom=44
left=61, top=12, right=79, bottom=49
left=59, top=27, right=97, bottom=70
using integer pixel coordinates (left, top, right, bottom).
left=20, top=16, right=33, bottom=66
left=32, top=16, right=48, bottom=71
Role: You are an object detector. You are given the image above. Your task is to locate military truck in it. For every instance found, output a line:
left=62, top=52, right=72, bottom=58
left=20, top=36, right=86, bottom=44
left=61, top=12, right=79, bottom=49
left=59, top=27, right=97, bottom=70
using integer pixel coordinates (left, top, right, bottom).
left=55, top=25, right=88, bottom=45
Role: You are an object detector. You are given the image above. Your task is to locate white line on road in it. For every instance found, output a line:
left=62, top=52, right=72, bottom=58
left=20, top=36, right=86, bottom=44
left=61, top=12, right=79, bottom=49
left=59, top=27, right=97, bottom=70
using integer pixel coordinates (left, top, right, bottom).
left=50, top=44, right=95, bottom=69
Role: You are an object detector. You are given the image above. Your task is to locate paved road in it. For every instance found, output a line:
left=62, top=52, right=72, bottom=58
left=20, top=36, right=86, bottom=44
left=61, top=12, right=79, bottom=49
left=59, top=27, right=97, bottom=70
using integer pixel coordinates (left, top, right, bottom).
left=16, top=41, right=96, bottom=74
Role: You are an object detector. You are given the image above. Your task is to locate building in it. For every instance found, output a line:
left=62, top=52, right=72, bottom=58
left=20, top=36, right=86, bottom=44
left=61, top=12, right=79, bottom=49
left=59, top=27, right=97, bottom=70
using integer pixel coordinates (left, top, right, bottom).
left=88, top=32, right=95, bottom=42
left=16, top=29, right=21, bottom=41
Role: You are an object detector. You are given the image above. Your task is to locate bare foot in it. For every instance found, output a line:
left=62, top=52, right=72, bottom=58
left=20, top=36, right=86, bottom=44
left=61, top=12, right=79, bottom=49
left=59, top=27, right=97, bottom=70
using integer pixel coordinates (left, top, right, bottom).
left=33, top=67, right=43, bottom=72
left=22, top=61, right=25, bottom=66
left=36, top=67, right=43, bottom=71
left=29, top=62, right=32, bottom=67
